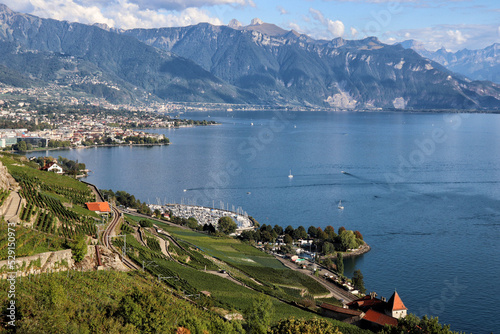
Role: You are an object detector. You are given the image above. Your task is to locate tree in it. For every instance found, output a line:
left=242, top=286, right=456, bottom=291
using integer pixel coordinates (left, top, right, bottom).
left=284, top=234, right=293, bottom=245
left=270, top=317, right=343, bottom=334
left=323, top=242, right=335, bottom=255
left=352, top=269, right=366, bottom=294
left=354, top=230, right=363, bottom=240
left=339, top=230, right=357, bottom=251
left=380, top=314, right=459, bottom=334
left=71, top=235, right=88, bottom=262
left=273, top=225, right=283, bottom=235
left=187, top=217, right=198, bottom=229
left=284, top=225, right=294, bottom=236
left=217, top=216, right=237, bottom=235
left=336, top=252, right=344, bottom=275
left=325, top=225, right=336, bottom=241
left=17, top=140, right=27, bottom=151
left=316, top=227, right=328, bottom=241
left=139, top=219, right=153, bottom=228
left=293, top=226, right=308, bottom=240
left=245, top=294, right=274, bottom=334
left=308, top=226, right=318, bottom=238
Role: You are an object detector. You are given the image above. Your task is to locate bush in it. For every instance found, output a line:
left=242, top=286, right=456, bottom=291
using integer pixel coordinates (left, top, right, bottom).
left=139, top=219, right=153, bottom=228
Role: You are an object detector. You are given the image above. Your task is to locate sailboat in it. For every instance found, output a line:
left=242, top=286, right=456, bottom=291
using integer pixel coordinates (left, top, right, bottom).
left=338, top=200, right=344, bottom=210
left=288, top=169, right=294, bottom=178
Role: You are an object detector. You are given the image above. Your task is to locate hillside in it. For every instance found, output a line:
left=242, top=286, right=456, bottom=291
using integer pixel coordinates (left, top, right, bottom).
left=0, top=4, right=250, bottom=105
left=0, top=152, right=372, bottom=334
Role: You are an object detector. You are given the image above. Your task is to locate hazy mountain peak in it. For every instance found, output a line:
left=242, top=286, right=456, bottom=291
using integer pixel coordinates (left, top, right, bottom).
left=399, top=39, right=427, bottom=52
left=250, top=18, right=263, bottom=26
left=228, top=19, right=242, bottom=29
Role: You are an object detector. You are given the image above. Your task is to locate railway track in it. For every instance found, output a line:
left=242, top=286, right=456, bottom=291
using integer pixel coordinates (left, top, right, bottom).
left=102, top=205, right=140, bottom=270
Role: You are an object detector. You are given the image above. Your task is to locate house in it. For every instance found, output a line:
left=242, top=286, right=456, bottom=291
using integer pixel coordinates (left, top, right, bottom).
left=361, top=309, right=398, bottom=330
left=320, top=303, right=364, bottom=322
left=85, top=202, right=111, bottom=214
left=386, top=291, right=408, bottom=319
left=343, top=291, right=407, bottom=331
left=41, top=162, right=64, bottom=174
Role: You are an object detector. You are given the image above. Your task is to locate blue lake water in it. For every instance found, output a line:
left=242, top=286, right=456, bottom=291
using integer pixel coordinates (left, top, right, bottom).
left=31, top=111, right=500, bottom=333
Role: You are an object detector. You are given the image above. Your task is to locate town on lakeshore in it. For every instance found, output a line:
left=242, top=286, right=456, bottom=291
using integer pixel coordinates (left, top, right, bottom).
left=0, top=101, right=219, bottom=150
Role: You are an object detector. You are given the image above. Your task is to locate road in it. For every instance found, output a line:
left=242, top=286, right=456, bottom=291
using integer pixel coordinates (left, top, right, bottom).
left=274, top=255, right=357, bottom=303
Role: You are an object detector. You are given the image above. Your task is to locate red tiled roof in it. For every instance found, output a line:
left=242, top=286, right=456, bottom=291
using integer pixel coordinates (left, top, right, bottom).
left=363, top=309, right=398, bottom=327
left=320, top=303, right=363, bottom=316
left=387, top=291, right=407, bottom=311
left=347, top=295, right=385, bottom=309
left=86, top=202, right=111, bottom=212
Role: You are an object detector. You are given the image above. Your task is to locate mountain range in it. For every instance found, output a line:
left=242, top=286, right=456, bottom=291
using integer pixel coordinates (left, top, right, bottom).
left=399, top=40, right=500, bottom=85
left=0, top=3, right=499, bottom=110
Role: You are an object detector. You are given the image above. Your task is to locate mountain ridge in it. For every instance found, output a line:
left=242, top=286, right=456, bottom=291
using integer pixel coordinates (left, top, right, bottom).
left=399, top=40, right=500, bottom=84
left=124, top=22, right=500, bottom=110
left=0, top=4, right=499, bottom=110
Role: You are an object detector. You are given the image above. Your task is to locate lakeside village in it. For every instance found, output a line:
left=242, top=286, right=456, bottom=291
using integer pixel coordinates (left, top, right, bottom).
left=144, top=202, right=412, bottom=330
left=0, top=101, right=217, bottom=150
left=148, top=203, right=372, bottom=291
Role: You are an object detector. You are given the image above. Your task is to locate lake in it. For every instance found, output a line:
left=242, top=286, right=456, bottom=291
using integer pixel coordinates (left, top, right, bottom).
left=31, top=111, right=500, bottom=333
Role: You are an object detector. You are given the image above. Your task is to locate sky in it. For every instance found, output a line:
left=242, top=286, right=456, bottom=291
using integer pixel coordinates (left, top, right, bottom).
left=3, top=0, right=500, bottom=51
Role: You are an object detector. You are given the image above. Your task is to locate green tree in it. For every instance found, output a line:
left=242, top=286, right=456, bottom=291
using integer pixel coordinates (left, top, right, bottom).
left=17, top=140, right=27, bottom=151
left=308, top=226, right=318, bottom=238
left=380, top=314, right=460, bottom=334
left=293, top=226, right=308, bottom=240
left=284, top=234, right=293, bottom=244
left=273, top=225, right=283, bottom=235
left=217, top=216, right=237, bottom=235
left=284, top=225, right=294, bottom=236
left=339, top=230, right=358, bottom=251
left=187, top=217, right=198, bottom=229
left=323, top=242, right=335, bottom=255
left=139, top=219, right=153, bottom=228
left=245, top=294, right=274, bottom=334
left=71, top=235, right=88, bottom=262
left=336, top=252, right=344, bottom=275
left=352, top=269, right=366, bottom=294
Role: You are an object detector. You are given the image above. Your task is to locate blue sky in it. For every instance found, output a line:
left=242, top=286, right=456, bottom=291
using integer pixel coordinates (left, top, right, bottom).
left=4, top=0, right=500, bottom=51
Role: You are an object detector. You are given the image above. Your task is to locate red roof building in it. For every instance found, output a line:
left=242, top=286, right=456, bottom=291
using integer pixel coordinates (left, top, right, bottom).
left=363, top=309, right=398, bottom=327
left=86, top=202, right=111, bottom=213
left=387, top=291, right=408, bottom=319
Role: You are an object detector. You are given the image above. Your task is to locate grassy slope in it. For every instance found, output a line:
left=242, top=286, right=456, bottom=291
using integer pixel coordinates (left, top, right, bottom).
left=0, top=270, right=242, bottom=334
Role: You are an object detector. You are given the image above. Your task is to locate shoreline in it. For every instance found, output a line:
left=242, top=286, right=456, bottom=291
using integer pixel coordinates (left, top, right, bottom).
left=341, top=243, right=371, bottom=258
left=15, top=142, right=171, bottom=154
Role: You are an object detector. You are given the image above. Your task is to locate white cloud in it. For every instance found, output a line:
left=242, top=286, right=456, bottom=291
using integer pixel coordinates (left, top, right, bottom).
left=116, top=0, right=253, bottom=11
left=384, top=24, right=497, bottom=51
left=446, top=29, right=466, bottom=45
left=350, top=27, right=358, bottom=38
left=309, top=8, right=325, bottom=24
left=309, top=7, right=345, bottom=39
left=277, top=6, right=288, bottom=15
left=3, top=0, right=224, bottom=29
left=327, top=20, right=344, bottom=38
left=288, top=22, right=302, bottom=32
